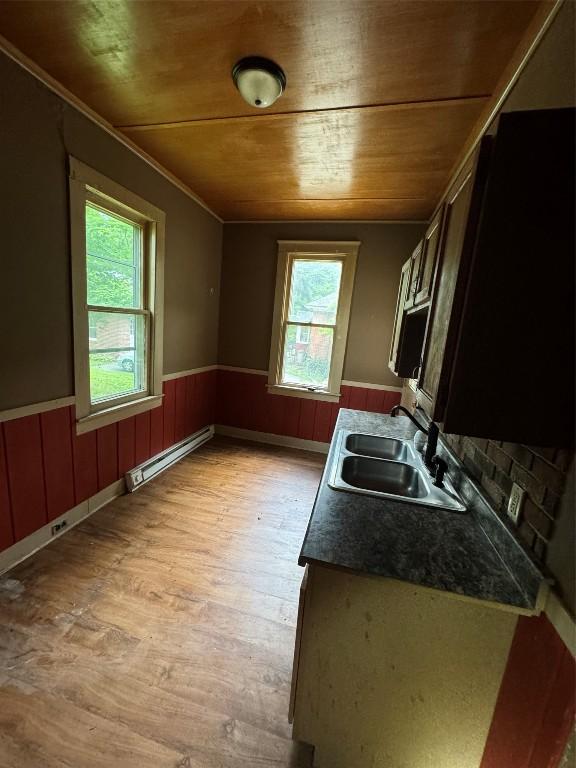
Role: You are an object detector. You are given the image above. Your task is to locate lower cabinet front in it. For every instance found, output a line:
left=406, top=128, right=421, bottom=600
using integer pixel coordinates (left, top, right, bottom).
left=291, top=564, right=518, bottom=768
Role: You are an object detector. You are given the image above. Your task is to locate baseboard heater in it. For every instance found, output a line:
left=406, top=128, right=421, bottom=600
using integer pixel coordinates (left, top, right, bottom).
left=125, top=425, right=214, bottom=492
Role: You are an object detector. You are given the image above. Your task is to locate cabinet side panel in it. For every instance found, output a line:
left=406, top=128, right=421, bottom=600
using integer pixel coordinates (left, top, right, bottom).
left=293, top=565, right=516, bottom=768
left=289, top=565, right=309, bottom=724
left=419, top=169, right=475, bottom=415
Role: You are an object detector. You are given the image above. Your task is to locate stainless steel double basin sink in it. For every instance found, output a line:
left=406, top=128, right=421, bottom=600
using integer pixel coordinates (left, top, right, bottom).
left=328, top=431, right=466, bottom=512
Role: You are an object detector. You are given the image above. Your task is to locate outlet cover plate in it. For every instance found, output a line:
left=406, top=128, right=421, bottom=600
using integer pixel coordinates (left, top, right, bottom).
left=507, top=482, right=525, bottom=525
left=51, top=519, right=68, bottom=536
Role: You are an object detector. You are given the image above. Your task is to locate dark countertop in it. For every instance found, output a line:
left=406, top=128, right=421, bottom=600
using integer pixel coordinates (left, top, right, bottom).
left=299, top=409, right=547, bottom=612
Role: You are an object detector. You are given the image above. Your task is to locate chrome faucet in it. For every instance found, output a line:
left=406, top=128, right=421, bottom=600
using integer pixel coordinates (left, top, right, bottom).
left=390, top=405, right=439, bottom=472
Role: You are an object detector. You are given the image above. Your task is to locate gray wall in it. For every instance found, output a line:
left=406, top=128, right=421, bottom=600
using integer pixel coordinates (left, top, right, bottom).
left=219, top=223, right=425, bottom=387
left=0, top=51, right=222, bottom=411
left=498, top=0, right=575, bottom=116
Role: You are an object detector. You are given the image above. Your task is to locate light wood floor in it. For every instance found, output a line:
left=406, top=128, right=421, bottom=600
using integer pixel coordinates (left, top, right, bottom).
left=0, top=437, right=325, bottom=768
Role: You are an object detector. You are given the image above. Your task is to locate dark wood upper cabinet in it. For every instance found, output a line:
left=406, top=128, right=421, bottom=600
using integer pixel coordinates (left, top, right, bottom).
left=417, top=108, right=575, bottom=446
left=389, top=255, right=413, bottom=375
left=406, top=244, right=422, bottom=310
left=418, top=140, right=492, bottom=419
left=441, top=108, right=575, bottom=445
left=389, top=246, right=427, bottom=378
left=415, top=205, right=444, bottom=306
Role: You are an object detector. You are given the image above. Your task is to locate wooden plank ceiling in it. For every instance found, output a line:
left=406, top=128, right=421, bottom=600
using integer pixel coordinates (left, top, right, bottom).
left=0, top=0, right=544, bottom=221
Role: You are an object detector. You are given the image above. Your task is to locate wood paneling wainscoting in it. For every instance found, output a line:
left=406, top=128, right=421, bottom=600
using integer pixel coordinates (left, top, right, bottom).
left=480, top=612, right=575, bottom=768
left=216, top=369, right=401, bottom=444
left=0, top=370, right=217, bottom=555
left=0, top=366, right=400, bottom=559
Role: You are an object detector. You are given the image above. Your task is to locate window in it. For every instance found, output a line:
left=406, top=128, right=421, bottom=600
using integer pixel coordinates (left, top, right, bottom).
left=295, top=325, right=311, bottom=344
left=69, top=158, right=165, bottom=433
left=268, top=241, right=359, bottom=402
left=88, top=313, right=98, bottom=342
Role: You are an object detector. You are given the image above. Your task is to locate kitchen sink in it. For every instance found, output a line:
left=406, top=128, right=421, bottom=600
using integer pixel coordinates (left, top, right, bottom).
left=328, top=429, right=466, bottom=512
left=341, top=456, right=426, bottom=498
left=345, top=434, right=412, bottom=462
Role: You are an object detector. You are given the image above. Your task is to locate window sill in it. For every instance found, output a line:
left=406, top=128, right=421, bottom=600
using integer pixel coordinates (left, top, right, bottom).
left=76, top=394, right=163, bottom=435
left=266, top=384, right=341, bottom=403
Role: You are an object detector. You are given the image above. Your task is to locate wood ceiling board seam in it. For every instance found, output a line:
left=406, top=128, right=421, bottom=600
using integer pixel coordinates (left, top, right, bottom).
left=223, top=221, right=428, bottom=225
left=212, top=201, right=441, bottom=214
left=117, top=96, right=490, bottom=133
left=114, top=95, right=493, bottom=132
left=120, top=98, right=486, bottom=218
left=0, top=32, right=223, bottom=224
left=121, top=103, right=487, bottom=160
left=214, top=200, right=436, bottom=221
left=208, top=198, right=444, bottom=206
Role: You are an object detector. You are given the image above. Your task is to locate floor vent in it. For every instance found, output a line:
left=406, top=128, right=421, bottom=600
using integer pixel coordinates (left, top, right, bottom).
left=126, top=425, right=214, bottom=492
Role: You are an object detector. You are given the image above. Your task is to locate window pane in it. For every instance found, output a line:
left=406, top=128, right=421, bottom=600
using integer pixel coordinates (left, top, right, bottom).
left=281, top=324, right=333, bottom=390
left=288, top=259, right=342, bottom=325
left=87, top=254, right=140, bottom=309
left=88, top=311, right=146, bottom=403
left=86, top=203, right=142, bottom=308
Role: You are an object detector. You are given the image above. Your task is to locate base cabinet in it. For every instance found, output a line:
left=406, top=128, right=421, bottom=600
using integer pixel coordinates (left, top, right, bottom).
left=291, top=564, right=517, bottom=768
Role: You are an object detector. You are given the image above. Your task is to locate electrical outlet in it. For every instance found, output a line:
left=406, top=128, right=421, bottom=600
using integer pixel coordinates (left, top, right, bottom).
left=51, top=519, right=68, bottom=536
left=507, top=483, right=525, bottom=525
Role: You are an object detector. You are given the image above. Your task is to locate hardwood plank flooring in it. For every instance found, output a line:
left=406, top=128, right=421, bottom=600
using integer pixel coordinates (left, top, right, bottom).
left=0, top=437, right=325, bottom=768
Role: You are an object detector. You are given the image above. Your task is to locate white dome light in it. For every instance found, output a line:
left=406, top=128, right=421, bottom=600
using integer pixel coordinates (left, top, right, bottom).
left=232, top=57, right=286, bottom=109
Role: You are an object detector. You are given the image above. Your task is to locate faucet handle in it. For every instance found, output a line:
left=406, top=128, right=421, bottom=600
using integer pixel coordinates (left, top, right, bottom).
left=413, top=431, right=427, bottom=454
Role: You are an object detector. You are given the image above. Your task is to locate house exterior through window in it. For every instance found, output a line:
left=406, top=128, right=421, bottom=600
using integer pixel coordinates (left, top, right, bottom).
left=69, top=157, right=165, bottom=434
left=268, top=241, right=359, bottom=402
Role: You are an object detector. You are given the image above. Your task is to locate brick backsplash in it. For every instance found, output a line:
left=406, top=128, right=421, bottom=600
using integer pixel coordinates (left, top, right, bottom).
left=443, top=433, right=573, bottom=561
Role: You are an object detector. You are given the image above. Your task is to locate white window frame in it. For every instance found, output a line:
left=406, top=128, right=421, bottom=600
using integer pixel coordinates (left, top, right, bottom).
left=88, top=313, right=98, bottom=342
left=69, top=157, right=165, bottom=434
left=268, top=240, right=359, bottom=403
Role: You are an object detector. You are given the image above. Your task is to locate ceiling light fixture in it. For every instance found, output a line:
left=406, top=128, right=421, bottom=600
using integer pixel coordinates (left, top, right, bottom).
left=232, top=57, right=286, bottom=109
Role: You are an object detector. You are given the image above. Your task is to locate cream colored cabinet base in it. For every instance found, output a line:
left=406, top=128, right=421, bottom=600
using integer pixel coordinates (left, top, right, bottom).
left=292, top=564, right=517, bottom=768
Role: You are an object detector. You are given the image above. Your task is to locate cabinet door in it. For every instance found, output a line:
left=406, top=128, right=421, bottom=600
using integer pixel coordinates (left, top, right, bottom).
left=442, top=108, right=574, bottom=445
left=415, top=205, right=443, bottom=306
left=407, top=242, right=423, bottom=308
left=388, top=257, right=413, bottom=374
left=418, top=141, right=491, bottom=419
